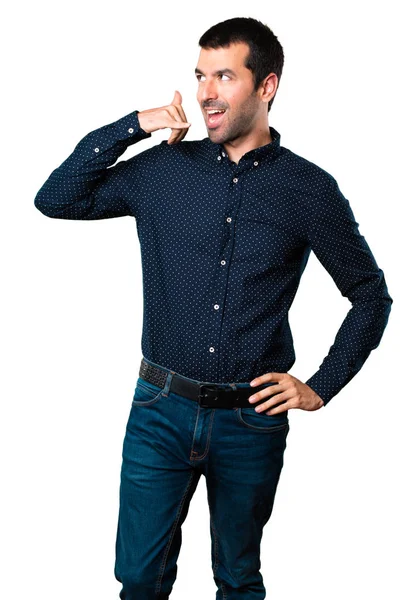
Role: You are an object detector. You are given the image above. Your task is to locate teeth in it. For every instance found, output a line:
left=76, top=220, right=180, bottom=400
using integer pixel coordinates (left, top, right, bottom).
left=207, top=109, right=225, bottom=114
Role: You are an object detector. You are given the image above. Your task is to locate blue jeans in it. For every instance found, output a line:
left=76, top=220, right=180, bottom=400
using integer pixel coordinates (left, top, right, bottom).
left=114, top=358, right=290, bottom=599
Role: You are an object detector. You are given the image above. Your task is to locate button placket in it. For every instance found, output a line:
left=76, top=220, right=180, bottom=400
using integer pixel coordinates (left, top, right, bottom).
left=205, top=169, right=244, bottom=380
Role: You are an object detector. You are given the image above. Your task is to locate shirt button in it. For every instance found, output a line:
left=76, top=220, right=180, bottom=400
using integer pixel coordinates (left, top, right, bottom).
left=220, top=260, right=226, bottom=265
left=94, top=147, right=100, bottom=153
left=226, top=217, right=232, bottom=223
left=233, top=177, right=238, bottom=183
left=209, top=347, right=215, bottom=352
left=217, top=155, right=222, bottom=161
left=128, top=128, right=134, bottom=133
left=214, top=304, right=219, bottom=310
left=254, top=161, right=259, bottom=166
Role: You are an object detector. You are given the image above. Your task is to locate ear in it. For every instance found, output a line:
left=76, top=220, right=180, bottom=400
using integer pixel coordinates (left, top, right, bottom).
left=260, top=73, right=279, bottom=105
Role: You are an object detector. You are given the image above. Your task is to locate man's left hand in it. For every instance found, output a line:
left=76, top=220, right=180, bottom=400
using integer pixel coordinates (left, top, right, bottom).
left=248, top=372, right=324, bottom=413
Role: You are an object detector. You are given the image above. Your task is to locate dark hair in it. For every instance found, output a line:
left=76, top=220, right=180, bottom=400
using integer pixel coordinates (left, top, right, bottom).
left=198, top=17, right=284, bottom=113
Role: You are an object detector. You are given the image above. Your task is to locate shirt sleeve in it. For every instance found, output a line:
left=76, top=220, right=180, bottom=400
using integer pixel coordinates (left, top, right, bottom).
left=34, top=110, right=152, bottom=220
left=304, top=175, right=393, bottom=406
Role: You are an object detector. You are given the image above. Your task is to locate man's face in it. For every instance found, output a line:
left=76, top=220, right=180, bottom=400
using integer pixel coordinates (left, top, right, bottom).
left=195, top=42, right=263, bottom=144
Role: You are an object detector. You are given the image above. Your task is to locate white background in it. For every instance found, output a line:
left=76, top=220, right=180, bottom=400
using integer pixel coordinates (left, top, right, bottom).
left=1, top=1, right=414, bottom=598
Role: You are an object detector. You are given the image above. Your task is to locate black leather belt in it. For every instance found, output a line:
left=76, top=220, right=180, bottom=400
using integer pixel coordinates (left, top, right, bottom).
left=139, top=358, right=274, bottom=409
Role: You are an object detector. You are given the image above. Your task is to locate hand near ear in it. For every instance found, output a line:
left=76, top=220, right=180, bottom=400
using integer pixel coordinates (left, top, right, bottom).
left=137, top=90, right=191, bottom=144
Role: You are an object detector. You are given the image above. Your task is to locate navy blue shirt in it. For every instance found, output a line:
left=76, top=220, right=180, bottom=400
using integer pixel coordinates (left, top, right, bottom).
left=34, top=109, right=393, bottom=405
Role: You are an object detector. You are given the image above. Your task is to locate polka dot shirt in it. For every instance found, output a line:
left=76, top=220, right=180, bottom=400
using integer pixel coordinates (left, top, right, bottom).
left=34, top=110, right=393, bottom=405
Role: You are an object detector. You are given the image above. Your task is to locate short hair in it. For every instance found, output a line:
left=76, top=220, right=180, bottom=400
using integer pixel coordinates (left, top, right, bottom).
left=198, top=17, right=284, bottom=113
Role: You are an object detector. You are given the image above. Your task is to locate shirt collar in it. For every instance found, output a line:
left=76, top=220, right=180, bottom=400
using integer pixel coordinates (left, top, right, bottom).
left=202, top=126, right=281, bottom=166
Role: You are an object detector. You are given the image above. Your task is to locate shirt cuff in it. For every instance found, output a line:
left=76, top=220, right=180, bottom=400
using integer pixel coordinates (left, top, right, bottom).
left=112, top=109, right=152, bottom=142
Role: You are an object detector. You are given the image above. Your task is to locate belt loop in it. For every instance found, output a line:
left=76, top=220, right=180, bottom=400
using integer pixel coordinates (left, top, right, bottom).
left=161, top=371, right=174, bottom=396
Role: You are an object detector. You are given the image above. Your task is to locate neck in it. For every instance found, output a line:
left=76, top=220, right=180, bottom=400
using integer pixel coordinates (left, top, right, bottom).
left=223, top=123, right=272, bottom=165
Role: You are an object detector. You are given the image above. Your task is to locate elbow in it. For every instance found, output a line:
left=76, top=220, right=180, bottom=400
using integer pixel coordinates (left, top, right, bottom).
left=380, top=275, right=393, bottom=312
left=348, top=268, right=393, bottom=308
left=34, top=192, right=52, bottom=217
left=34, top=189, right=64, bottom=218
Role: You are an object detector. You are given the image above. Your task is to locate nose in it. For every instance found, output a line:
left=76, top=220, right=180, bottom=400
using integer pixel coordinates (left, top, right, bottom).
left=200, top=78, right=219, bottom=103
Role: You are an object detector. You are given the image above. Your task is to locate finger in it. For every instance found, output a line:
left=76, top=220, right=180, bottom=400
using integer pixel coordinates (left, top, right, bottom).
left=166, top=105, right=190, bottom=144
left=166, top=121, right=191, bottom=144
left=250, top=372, right=285, bottom=386
left=254, top=393, right=291, bottom=413
left=175, top=101, right=189, bottom=126
left=168, top=106, right=190, bottom=144
left=168, top=126, right=188, bottom=144
left=265, top=401, right=292, bottom=415
left=171, top=122, right=190, bottom=144
left=176, top=103, right=187, bottom=120
left=248, top=378, right=289, bottom=402
left=173, top=103, right=190, bottom=143
left=248, top=383, right=282, bottom=403
left=166, top=104, right=184, bottom=123
left=250, top=371, right=287, bottom=387
left=167, top=123, right=191, bottom=144
left=171, top=90, right=182, bottom=106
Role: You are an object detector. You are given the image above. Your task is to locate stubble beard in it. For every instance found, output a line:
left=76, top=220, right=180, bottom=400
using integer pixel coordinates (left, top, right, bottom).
left=207, top=96, right=259, bottom=145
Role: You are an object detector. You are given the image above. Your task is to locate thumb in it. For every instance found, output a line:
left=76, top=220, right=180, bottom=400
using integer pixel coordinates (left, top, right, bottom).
left=171, top=90, right=182, bottom=106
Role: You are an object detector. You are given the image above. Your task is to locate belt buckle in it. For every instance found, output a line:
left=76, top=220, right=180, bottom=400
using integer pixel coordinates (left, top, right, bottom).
left=198, top=384, right=220, bottom=407
left=198, top=384, right=235, bottom=408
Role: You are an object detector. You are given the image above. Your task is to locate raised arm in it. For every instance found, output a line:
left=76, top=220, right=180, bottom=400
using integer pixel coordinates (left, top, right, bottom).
left=304, top=175, right=393, bottom=405
left=34, top=111, right=152, bottom=220
left=34, top=91, right=191, bottom=220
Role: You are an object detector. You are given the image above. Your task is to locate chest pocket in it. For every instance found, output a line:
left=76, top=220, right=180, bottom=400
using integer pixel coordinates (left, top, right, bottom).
left=238, top=193, right=291, bottom=229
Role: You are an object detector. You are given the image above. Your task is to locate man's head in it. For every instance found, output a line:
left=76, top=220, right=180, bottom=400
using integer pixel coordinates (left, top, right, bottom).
left=196, top=17, right=284, bottom=144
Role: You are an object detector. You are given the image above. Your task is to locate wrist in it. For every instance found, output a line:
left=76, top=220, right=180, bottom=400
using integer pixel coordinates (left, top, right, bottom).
left=137, top=110, right=150, bottom=134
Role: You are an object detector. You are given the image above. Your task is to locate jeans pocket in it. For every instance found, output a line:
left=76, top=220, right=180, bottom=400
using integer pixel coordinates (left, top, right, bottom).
left=235, top=406, right=289, bottom=433
left=132, top=377, right=164, bottom=407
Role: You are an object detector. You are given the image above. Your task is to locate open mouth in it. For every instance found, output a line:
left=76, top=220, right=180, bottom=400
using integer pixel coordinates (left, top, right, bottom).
left=206, top=109, right=226, bottom=128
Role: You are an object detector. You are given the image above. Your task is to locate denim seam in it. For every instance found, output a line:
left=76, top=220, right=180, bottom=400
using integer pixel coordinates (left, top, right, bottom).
left=155, top=470, right=196, bottom=598
left=133, top=380, right=164, bottom=404
left=190, top=408, right=215, bottom=461
left=133, top=371, right=173, bottom=406
left=236, top=408, right=289, bottom=433
left=132, top=394, right=163, bottom=406
left=189, top=408, right=201, bottom=459
left=207, top=498, right=227, bottom=600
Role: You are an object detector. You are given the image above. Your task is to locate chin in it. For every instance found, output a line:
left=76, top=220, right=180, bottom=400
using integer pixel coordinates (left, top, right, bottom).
left=207, top=129, right=226, bottom=144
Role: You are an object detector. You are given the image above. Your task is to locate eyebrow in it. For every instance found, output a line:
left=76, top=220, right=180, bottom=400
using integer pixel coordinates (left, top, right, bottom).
left=194, top=67, right=237, bottom=77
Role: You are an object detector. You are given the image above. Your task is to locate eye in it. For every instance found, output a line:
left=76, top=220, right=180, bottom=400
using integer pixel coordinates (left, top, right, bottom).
left=196, top=73, right=230, bottom=82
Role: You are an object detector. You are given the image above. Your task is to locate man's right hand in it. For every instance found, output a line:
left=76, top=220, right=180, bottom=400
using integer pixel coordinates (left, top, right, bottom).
left=137, top=90, right=191, bottom=145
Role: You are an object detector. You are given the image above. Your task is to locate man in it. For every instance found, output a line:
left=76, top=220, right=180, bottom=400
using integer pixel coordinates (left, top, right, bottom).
left=34, top=16, right=393, bottom=600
